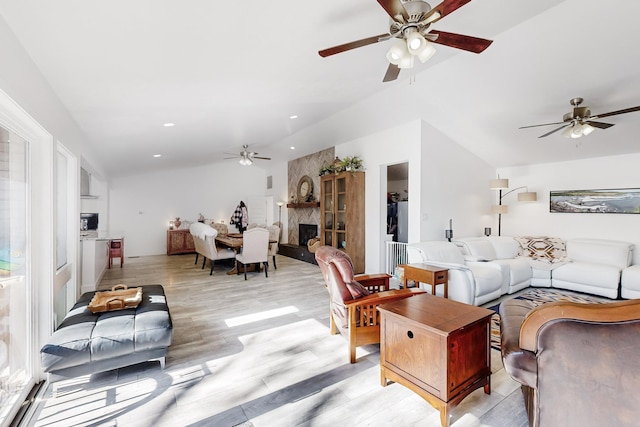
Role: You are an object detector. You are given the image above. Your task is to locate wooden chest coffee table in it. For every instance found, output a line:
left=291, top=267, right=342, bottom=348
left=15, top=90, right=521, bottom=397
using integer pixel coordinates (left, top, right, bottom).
left=378, top=294, right=493, bottom=427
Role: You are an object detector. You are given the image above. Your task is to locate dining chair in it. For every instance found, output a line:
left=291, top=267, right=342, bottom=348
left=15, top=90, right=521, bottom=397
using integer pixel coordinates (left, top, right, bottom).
left=189, top=223, right=236, bottom=275
left=267, top=224, right=280, bottom=269
left=236, top=227, right=269, bottom=280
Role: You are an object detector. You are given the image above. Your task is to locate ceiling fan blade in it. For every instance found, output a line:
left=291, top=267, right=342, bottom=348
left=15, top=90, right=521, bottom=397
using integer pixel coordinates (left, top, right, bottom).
left=519, top=121, right=566, bottom=129
left=538, top=124, right=570, bottom=138
left=319, top=33, right=390, bottom=57
left=253, top=156, right=271, bottom=160
left=424, top=0, right=472, bottom=24
left=591, top=105, right=640, bottom=119
left=586, top=121, right=615, bottom=129
left=428, top=30, right=493, bottom=53
left=382, top=63, right=401, bottom=82
left=377, top=0, right=408, bottom=21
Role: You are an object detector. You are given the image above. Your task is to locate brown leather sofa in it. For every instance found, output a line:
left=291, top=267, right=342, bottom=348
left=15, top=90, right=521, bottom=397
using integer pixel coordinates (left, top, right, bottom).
left=500, top=297, right=640, bottom=427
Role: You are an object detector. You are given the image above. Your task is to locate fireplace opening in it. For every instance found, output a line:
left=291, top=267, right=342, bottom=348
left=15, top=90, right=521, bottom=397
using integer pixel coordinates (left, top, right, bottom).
left=299, top=224, right=318, bottom=247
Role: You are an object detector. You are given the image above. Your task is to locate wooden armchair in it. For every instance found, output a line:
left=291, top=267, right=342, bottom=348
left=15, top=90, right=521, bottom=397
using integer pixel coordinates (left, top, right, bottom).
left=315, top=246, right=425, bottom=363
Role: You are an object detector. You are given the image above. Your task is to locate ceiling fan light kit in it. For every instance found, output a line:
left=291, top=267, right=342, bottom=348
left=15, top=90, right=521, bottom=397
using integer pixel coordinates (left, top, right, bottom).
left=318, top=0, right=493, bottom=82
left=224, top=144, right=271, bottom=166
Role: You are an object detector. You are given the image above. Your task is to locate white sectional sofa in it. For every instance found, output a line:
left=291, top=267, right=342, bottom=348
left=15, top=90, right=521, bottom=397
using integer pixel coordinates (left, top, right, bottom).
left=406, top=241, right=504, bottom=306
left=407, top=236, right=634, bottom=306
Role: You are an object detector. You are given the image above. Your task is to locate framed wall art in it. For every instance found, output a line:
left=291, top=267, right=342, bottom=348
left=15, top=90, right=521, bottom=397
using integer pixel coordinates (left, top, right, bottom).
left=550, top=188, right=640, bottom=214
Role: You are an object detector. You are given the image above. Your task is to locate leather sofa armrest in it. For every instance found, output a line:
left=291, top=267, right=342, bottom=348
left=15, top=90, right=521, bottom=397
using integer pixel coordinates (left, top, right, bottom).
left=520, top=299, right=640, bottom=352
left=499, top=299, right=537, bottom=388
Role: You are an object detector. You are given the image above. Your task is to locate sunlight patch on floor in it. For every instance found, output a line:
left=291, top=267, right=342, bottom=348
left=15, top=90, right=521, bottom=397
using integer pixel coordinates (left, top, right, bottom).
left=224, top=306, right=299, bottom=327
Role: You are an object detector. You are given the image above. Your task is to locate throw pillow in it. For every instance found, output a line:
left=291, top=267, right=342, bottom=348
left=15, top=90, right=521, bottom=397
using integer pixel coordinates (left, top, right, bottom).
left=514, top=236, right=567, bottom=263
left=346, top=280, right=371, bottom=299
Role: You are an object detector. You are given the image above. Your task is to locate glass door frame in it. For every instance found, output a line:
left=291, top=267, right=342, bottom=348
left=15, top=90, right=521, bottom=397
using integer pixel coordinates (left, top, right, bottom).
left=0, top=87, right=55, bottom=423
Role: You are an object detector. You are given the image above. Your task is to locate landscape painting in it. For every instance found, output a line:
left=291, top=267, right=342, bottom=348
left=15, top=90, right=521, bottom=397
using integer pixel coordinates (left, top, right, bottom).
left=550, top=188, right=640, bottom=214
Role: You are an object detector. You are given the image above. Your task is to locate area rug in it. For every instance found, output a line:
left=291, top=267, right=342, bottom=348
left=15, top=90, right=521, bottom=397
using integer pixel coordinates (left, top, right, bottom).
left=489, top=288, right=610, bottom=351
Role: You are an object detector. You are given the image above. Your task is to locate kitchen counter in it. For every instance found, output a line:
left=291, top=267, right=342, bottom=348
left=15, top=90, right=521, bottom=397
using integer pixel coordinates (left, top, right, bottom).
left=80, top=231, right=124, bottom=293
left=80, top=230, right=124, bottom=241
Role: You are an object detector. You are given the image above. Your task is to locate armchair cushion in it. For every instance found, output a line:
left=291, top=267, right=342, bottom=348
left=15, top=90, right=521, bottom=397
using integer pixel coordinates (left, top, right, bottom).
left=346, top=281, right=370, bottom=298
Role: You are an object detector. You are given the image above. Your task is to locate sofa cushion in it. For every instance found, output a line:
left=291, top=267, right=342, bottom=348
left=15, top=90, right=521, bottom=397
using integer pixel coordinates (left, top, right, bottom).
left=490, top=237, right=522, bottom=259
left=408, top=241, right=465, bottom=265
left=463, top=239, right=497, bottom=260
left=552, top=262, right=621, bottom=292
left=565, top=238, right=633, bottom=269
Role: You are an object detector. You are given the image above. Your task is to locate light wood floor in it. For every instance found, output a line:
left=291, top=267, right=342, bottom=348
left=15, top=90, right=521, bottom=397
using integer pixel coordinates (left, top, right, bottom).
left=28, top=254, right=528, bottom=427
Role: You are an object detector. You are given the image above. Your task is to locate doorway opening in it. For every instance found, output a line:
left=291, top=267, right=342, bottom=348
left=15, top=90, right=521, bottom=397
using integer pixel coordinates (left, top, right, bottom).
left=386, top=162, right=409, bottom=243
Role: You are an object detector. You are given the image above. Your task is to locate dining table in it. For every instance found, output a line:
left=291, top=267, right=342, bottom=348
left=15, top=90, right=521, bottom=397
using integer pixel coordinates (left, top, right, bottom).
left=215, top=233, right=277, bottom=275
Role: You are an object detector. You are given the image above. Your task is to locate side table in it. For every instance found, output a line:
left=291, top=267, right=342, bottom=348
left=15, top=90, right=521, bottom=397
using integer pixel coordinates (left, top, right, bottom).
left=378, top=294, right=493, bottom=427
left=400, top=263, right=448, bottom=298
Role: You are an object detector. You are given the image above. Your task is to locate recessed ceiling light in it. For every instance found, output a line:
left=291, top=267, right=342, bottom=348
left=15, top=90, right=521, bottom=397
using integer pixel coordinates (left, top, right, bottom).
left=163, top=123, right=175, bottom=127
left=290, top=146, right=295, bottom=150
left=153, top=154, right=162, bottom=158
left=289, top=115, right=298, bottom=120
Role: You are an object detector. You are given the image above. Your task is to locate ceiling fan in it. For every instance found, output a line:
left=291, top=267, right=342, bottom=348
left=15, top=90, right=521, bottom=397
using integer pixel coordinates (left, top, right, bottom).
left=224, top=145, right=271, bottom=166
left=520, top=98, right=640, bottom=139
left=318, top=0, right=493, bottom=82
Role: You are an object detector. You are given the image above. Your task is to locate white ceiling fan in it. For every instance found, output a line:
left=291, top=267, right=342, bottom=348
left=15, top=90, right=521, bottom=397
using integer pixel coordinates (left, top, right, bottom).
left=224, top=145, right=271, bottom=166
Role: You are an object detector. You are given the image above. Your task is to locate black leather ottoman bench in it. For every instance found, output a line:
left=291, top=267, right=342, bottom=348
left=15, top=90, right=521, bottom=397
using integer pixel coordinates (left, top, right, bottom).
left=41, top=284, right=173, bottom=380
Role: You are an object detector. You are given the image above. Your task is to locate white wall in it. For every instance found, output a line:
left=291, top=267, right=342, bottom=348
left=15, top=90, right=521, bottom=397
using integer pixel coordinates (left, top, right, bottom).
left=109, top=161, right=267, bottom=256
left=420, top=121, right=496, bottom=242
left=335, top=120, right=494, bottom=273
left=498, top=153, right=640, bottom=264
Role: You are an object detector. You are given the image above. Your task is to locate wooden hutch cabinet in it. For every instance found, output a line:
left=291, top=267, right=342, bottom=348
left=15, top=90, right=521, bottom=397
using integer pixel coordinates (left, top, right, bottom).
left=320, top=171, right=365, bottom=273
left=166, top=229, right=195, bottom=255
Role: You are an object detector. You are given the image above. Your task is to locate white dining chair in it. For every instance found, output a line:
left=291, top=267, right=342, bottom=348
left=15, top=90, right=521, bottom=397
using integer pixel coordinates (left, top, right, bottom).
left=235, top=227, right=270, bottom=280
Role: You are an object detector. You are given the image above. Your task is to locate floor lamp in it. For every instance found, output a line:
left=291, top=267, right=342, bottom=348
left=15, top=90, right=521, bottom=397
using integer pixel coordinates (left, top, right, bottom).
left=490, top=178, right=537, bottom=236
left=277, top=201, right=284, bottom=226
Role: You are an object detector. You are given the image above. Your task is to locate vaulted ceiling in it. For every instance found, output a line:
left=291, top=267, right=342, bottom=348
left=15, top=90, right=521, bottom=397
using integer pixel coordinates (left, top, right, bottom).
left=1, top=0, right=639, bottom=178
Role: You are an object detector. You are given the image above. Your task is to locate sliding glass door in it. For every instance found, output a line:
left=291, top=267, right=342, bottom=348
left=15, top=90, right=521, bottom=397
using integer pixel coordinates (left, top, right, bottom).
left=0, top=87, right=54, bottom=425
left=0, top=124, right=31, bottom=423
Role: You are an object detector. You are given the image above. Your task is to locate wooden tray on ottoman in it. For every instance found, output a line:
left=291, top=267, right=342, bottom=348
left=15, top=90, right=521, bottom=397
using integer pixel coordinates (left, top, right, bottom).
left=88, top=284, right=143, bottom=313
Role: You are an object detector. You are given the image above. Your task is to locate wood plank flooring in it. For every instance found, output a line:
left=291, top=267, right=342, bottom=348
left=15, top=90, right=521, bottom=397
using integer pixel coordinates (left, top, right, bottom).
left=27, top=254, right=528, bottom=427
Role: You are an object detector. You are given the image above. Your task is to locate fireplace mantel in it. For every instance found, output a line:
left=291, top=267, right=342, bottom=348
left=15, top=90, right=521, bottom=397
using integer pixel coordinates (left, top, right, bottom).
left=287, top=202, right=320, bottom=209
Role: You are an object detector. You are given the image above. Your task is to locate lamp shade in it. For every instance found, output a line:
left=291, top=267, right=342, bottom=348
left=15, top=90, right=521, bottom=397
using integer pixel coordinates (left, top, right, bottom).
left=386, top=39, right=409, bottom=65
left=490, top=178, right=509, bottom=190
left=491, top=205, right=508, bottom=214
left=406, top=32, right=427, bottom=55
left=517, top=191, right=537, bottom=202
left=417, top=42, right=436, bottom=63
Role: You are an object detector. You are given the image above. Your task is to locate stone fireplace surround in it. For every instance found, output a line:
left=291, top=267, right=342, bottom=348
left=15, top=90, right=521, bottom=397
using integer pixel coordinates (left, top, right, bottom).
left=279, top=147, right=334, bottom=264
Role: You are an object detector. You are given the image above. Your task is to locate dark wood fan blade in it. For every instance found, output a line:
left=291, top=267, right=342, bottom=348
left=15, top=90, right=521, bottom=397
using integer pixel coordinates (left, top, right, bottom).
left=586, top=121, right=615, bottom=129
left=319, top=33, right=389, bottom=57
left=253, top=156, right=271, bottom=160
left=429, top=30, right=492, bottom=53
left=377, top=0, right=408, bottom=21
left=426, top=0, right=472, bottom=24
left=519, top=121, right=566, bottom=129
left=539, top=124, right=570, bottom=138
left=592, top=105, right=640, bottom=119
left=382, top=63, right=401, bottom=82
